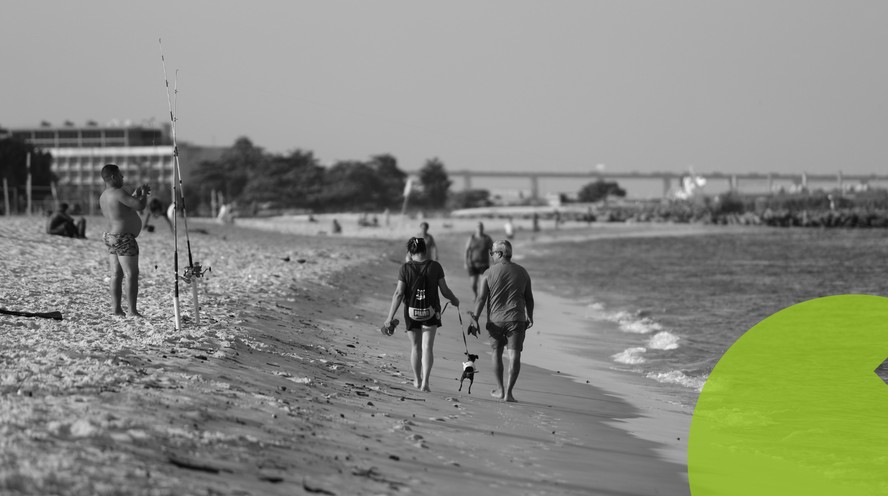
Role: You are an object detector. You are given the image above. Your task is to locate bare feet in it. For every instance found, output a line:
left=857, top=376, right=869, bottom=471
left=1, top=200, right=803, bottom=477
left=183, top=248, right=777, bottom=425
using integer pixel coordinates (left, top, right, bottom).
left=127, top=311, right=143, bottom=318
left=504, top=394, right=517, bottom=403
left=421, top=384, right=431, bottom=392
left=490, top=389, right=504, bottom=400
left=413, top=379, right=421, bottom=390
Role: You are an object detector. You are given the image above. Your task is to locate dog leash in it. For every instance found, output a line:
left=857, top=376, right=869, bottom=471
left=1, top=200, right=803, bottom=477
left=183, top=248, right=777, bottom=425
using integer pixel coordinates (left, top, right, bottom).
left=442, top=303, right=472, bottom=356
left=458, top=310, right=473, bottom=356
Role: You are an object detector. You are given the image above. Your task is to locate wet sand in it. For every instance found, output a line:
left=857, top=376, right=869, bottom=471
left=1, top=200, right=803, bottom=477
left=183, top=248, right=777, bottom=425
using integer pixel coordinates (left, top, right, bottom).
left=0, top=214, right=689, bottom=495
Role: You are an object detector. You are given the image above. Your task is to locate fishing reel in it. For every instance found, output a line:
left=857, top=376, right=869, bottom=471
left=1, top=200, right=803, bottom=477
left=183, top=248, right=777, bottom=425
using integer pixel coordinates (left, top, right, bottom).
left=185, top=262, right=211, bottom=279
left=180, top=262, right=211, bottom=284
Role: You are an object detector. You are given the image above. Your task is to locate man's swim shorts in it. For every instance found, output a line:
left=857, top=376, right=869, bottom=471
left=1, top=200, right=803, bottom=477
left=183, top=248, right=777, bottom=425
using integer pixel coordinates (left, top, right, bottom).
left=103, top=232, right=139, bottom=256
left=486, top=321, right=527, bottom=351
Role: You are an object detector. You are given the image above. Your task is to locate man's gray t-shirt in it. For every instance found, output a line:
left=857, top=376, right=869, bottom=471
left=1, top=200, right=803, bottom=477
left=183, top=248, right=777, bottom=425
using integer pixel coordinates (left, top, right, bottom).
left=484, top=261, right=531, bottom=323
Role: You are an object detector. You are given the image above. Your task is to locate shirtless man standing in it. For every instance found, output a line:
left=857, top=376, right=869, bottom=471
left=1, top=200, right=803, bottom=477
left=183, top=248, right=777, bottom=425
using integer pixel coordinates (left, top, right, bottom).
left=99, top=164, right=150, bottom=317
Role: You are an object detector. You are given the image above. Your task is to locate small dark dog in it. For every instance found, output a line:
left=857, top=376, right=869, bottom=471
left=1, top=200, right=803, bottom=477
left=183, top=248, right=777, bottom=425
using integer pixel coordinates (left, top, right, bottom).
left=459, top=353, right=479, bottom=394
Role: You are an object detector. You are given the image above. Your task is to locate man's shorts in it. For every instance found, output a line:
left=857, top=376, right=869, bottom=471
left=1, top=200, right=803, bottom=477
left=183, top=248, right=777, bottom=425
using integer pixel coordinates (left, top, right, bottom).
left=467, top=264, right=489, bottom=277
left=486, top=321, right=527, bottom=351
left=103, top=232, right=139, bottom=256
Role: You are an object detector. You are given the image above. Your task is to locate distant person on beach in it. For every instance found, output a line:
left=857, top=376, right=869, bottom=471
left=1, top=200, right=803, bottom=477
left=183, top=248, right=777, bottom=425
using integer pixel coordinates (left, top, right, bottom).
left=142, top=198, right=172, bottom=233
left=469, top=239, right=534, bottom=402
left=99, top=164, right=150, bottom=318
left=418, top=222, right=438, bottom=260
left=406, top=221, right=438, bottom=261
left=532, top=212, right=540, bottom=232
left=217, top=203, right=235, bottom=225
left=332, top=219, right=342, bottom=234
left=47, top=203, right=86, bottom=238
left=383, top=237, right=460, bottom=392
left=465, top=222, right=494, bottom=299
left=504, top=217, right=515, bottom=240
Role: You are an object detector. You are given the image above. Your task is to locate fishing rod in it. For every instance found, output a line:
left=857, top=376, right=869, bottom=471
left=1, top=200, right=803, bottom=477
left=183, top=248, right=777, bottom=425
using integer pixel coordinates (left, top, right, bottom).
left=160, top=38, right=207, bottom=329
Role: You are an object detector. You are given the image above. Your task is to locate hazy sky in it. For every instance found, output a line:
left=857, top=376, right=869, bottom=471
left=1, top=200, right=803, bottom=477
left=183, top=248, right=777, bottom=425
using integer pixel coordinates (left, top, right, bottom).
left=3, top=1, right=887, bottom=177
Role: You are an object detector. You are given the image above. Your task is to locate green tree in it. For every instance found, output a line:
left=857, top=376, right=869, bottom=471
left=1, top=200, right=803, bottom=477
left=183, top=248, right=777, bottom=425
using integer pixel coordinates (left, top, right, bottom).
left=219, top=136, right=266, bottom=199
left=578, top=179, right=626, bottom=203
left=241, top=149, right=324, bottom=208
left=187, top=136, right=266, bottom=212
left=318, top=160, right=381, bottom=211
left=369, top=154, right=407, bottom=208
left=418, top=157, right=451, bottom=208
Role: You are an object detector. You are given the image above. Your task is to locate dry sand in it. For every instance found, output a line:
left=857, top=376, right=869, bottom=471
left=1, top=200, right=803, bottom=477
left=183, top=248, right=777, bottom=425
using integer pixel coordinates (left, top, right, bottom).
left=1, top=213, right=690, bottom=495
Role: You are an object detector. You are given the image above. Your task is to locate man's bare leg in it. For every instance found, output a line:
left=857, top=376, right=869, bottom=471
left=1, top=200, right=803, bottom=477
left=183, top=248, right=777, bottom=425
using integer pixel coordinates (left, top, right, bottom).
left=118, top=255, right=142, bottom=317
left=470, top=275, right=479, bottom=299
left=490, top=344, right=506, bottom=400
left=504, top=349, right=521, bottom=402
left=108, top=255, right=125, bottom=316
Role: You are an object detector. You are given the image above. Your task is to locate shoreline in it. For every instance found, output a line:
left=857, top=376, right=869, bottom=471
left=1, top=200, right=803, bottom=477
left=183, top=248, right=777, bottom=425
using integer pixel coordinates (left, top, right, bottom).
left=242, top=215, right=703, bottom=468
left=1, top=215, right=691, bottom=495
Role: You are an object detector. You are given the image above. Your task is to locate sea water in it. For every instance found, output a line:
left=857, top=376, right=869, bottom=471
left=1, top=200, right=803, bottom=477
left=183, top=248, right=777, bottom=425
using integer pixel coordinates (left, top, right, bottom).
left=519, top=225, right=888, bottom=411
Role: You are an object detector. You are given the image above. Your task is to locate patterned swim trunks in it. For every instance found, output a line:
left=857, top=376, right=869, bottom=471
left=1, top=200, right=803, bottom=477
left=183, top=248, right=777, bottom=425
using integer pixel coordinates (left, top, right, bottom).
left=103, top=232, right=139, bottom=256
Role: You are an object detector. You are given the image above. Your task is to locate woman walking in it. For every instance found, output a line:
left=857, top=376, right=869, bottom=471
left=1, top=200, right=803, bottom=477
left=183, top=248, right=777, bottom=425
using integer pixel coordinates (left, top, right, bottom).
left=383, top=237, right=459, bottom=391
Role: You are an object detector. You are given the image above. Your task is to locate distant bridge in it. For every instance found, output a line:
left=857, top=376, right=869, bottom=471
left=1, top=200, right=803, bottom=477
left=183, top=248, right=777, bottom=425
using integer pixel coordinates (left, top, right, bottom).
left=406, top=170, right=888, bottom=199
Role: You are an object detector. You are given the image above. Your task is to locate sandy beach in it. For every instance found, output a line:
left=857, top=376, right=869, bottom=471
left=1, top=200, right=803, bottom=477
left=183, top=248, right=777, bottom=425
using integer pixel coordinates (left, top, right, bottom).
left=1, top=214, right=689, bottom=495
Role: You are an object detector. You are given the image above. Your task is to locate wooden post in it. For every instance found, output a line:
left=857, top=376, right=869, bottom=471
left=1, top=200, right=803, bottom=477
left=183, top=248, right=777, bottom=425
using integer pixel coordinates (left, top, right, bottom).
left=26, top=152, right=32, bottom=216
left=3, top=177, right=9, bottom=216
left=50, top=182, right=59, bottom=211
left=399, top=178, right=412, bottom=225
left=530, top=175, right=539, bottom=202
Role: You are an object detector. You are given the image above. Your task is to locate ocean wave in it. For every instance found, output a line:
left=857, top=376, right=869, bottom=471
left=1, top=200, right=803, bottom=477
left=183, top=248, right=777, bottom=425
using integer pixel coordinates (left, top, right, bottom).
left=646, top=370, right=707, bottom=391
left=607, top=310, right=663, bottom=334
left=612, top=347, right=647, bottom=364
left=586, top=302, right=605, bottom=312
left=617, top=318, right=663, bottom=334
left=647, top=331, right=680, bottom=350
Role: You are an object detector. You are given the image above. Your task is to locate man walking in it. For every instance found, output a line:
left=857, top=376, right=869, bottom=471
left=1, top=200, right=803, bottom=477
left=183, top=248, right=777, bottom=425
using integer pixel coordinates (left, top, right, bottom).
left=469, top=239, right=534, bottom=402
left=99, top=164, right=150, bottom=317
left=419, top=222, right=438, bottom=261
left=464, top=221, right=493, bottom=299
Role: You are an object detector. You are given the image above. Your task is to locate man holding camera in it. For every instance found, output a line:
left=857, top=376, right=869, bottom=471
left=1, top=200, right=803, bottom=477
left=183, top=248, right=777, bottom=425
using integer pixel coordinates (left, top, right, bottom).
left=99, top=164, right=150, bottom=318
left=468, top=239, right=534, bottom=402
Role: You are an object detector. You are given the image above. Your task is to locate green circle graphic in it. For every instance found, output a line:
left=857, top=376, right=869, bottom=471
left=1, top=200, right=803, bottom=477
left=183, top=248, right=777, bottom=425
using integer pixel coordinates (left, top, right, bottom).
left=689, top=294, right=888, bottom=495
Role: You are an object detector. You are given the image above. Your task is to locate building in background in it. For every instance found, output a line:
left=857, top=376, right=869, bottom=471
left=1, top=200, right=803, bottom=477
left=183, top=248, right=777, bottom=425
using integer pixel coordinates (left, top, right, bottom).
left=9, top=120, right=223, bottom=214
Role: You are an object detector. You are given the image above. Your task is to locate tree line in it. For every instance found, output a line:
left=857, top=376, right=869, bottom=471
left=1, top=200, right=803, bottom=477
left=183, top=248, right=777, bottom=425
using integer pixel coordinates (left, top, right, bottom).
left=0, top=133, right=626, bottom=216
left=185, top=137, right=453, bottom=215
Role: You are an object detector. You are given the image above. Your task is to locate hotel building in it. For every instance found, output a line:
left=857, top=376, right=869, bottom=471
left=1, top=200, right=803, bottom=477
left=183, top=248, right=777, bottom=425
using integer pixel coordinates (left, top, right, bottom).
left=9, top=121, right=223, bottom=213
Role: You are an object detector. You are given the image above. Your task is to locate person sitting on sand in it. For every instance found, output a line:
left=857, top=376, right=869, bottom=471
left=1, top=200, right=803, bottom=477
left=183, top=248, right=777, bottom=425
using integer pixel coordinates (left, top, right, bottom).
left=46, top=203, right=86, bottom=238
left=99, top=164, right=150, bottom=318
left=469, top=239, right=534, bottom=402
left=383, top=237, right=460, bottom=392
left=142, top=197, right=173, bottom=233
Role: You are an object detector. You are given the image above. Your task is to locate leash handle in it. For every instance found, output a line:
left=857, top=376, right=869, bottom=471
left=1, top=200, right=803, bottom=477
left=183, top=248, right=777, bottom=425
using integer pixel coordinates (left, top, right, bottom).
left=459, top=310, right=471, bottom=355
